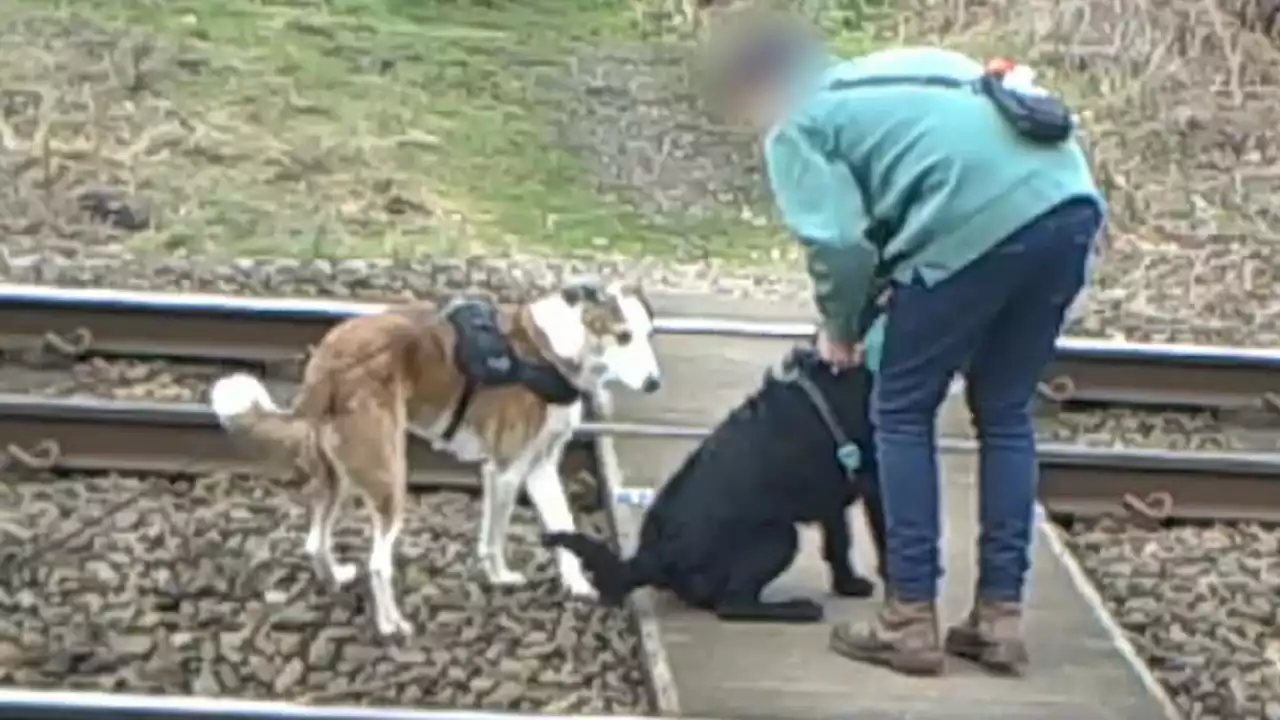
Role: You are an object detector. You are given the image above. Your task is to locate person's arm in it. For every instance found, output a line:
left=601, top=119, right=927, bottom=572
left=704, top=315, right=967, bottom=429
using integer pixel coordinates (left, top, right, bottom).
left=764, top=121, right=879, bottom=344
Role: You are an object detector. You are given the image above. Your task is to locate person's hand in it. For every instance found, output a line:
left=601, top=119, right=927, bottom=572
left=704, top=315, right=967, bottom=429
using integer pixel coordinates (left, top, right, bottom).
left=816, top=329, right=862, bottom=370
left=876, top=287, right=893, bottom=308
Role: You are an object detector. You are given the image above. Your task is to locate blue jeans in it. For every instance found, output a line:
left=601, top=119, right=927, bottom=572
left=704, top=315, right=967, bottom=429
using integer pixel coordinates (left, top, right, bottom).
left=873, top=198, right=1104, bottom=603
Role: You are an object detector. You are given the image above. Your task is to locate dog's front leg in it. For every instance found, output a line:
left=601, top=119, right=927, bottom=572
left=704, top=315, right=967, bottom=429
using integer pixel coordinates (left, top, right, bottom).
left=367, top=487, right=413, bottom=637
left=821, top=509, right=874, bottom=598
left=479, top=460, right=528, bottom=587
left=524, top=458, right=596, bottom=598
left=360, top=426, right=413, bottom=638
left=477, top=460, right=498, bottom=573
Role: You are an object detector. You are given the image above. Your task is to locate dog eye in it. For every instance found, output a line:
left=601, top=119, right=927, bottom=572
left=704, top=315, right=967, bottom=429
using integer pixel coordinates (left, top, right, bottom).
left=616, top=330, right=633, bottom=345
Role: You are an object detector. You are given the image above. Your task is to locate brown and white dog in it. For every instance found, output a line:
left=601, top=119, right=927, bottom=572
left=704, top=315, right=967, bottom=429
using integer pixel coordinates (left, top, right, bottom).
left=207, top=280, right=662, bottom=637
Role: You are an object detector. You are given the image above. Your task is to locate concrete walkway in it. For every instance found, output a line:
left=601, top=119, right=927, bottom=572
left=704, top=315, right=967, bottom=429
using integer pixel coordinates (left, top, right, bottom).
left=603, top=293, right=1176, bottom=720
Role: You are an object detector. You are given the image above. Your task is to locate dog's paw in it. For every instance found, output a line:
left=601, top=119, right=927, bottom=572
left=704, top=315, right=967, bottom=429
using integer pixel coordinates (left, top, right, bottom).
left=330, top=563, right=359, bottom=588
left=832, top=573, right=876, bottom=598
left=716, top=599, right=825, bottom=623
left=486, top=568, right=529, bottom=587
left=314, top=561, right=359, bottom=590
left=564, top=577, right=598, bottom=599
left=780, top=599, right=825, bottom=622
left=375, top=612, right=414, bottom=639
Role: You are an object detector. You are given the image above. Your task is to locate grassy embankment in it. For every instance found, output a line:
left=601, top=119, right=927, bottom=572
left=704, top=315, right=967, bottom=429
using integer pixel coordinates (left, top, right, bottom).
left=7, top=0, right=842, bottom=265
left=16, top=0, right=1252, bottom=287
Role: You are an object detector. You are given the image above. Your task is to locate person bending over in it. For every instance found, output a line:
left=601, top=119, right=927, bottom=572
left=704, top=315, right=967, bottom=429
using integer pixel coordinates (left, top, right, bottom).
left=708, top=13, right=1105, bottom=677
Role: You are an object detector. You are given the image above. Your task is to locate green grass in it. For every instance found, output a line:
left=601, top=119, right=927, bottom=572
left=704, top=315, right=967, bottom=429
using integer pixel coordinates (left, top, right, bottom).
left=2, top=0, right=813, bottom=264
left=1, top=0, right=903, bottom=266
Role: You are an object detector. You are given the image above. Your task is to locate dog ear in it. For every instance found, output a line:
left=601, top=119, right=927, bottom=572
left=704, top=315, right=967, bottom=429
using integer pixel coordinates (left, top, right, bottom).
left=561, top=277, right=604, bottom=306
left=561, top=286, right=585, bottom=306
left=618, top=280, right=655, bottom=321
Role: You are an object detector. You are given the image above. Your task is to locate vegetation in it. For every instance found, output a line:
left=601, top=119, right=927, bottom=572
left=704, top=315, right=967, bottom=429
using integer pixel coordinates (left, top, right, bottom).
left=2, top=0, right=779, bottom=263
left=5, top=0, right=1279, bottom=296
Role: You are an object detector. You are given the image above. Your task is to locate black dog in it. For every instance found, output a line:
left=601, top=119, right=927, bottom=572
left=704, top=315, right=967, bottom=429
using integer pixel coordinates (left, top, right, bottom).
left=544, top=345, right=887, bottom=623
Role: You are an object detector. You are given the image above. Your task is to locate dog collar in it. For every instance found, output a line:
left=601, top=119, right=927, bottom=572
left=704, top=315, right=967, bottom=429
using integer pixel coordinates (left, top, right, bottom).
left=779, top=366, right=863, bottom=475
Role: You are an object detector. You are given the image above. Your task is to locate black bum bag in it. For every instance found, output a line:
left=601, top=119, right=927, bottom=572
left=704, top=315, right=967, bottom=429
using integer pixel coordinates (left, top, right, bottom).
left=828, top=66, right=1075, bottom=145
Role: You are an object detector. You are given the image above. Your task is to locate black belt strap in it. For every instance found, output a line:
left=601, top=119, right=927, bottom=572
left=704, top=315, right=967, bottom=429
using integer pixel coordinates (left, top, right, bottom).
left=440, top=358, right=582, bottom=443
left=827, top=74, right=977, bottom=94
left=441, top=378, right=476, bottom=442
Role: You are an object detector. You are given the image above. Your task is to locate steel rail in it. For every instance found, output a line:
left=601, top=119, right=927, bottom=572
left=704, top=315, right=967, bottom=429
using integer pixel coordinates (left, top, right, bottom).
left=3, top=394, right=1280, bottom=521
left=1036, top=443, right=1280, bottom=522
left=0, top=393, right=675, bottom=719
left=1040, top=343, right=1280, bottom=411
left=584, top=422, right=1280, bottom=521
left=0, top=394, right=596, bottom=490
left=4, top=284, right=1280, bottom=409
left=0, top=687, right=714, bottom=720
left=0, top=393, right=676, bottom=719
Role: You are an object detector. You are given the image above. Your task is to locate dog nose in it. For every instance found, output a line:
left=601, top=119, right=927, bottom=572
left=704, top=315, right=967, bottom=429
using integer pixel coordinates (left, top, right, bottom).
left=641, top=375, right=662, bottom=394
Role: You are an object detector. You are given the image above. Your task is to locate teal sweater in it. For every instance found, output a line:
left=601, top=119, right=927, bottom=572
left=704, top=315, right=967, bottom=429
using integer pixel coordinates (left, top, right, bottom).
left=764, top=47, right=1103, bottom=352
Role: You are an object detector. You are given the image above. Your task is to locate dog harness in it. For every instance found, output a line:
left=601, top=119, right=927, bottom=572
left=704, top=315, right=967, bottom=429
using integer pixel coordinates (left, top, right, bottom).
left=780, top=368, right=862, bottom=475
left=441, top=298, right=582, bottom=441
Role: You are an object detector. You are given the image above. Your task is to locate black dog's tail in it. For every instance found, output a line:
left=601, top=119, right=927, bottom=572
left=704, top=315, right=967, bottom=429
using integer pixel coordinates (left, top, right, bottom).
left=543, top=532, right=659, bottom=605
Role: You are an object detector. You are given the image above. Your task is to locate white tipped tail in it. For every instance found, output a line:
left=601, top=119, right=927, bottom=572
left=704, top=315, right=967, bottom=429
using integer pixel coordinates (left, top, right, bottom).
left=210, top=373, right=278, bottom=425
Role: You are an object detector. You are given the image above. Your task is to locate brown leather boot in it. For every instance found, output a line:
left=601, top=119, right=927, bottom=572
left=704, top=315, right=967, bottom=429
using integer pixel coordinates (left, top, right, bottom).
left=828, top=597, right=945, bottom=676
left=943, top=599, right=1029, bottom=676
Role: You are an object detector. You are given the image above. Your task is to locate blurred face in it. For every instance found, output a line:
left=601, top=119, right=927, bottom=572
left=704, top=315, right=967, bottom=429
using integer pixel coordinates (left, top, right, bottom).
left=727, top=78, right=786, bottom=135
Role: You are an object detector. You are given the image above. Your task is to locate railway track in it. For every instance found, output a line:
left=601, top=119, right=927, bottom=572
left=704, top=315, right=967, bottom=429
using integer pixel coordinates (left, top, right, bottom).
left=0, top=287, right=673, bottom=719
left=0, top=466, right=644, bottom=710
left=1025, top=351, right=1280, bottom=717
left=6, top=283, right=1280, bottom=719
left=9, top=283, right=1280, bottom=409
left=8, top=394, right=1280, bottom=522
left=6, top=283, right=1280, bottom=521
left=0, top=421, right=652, bottom=718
